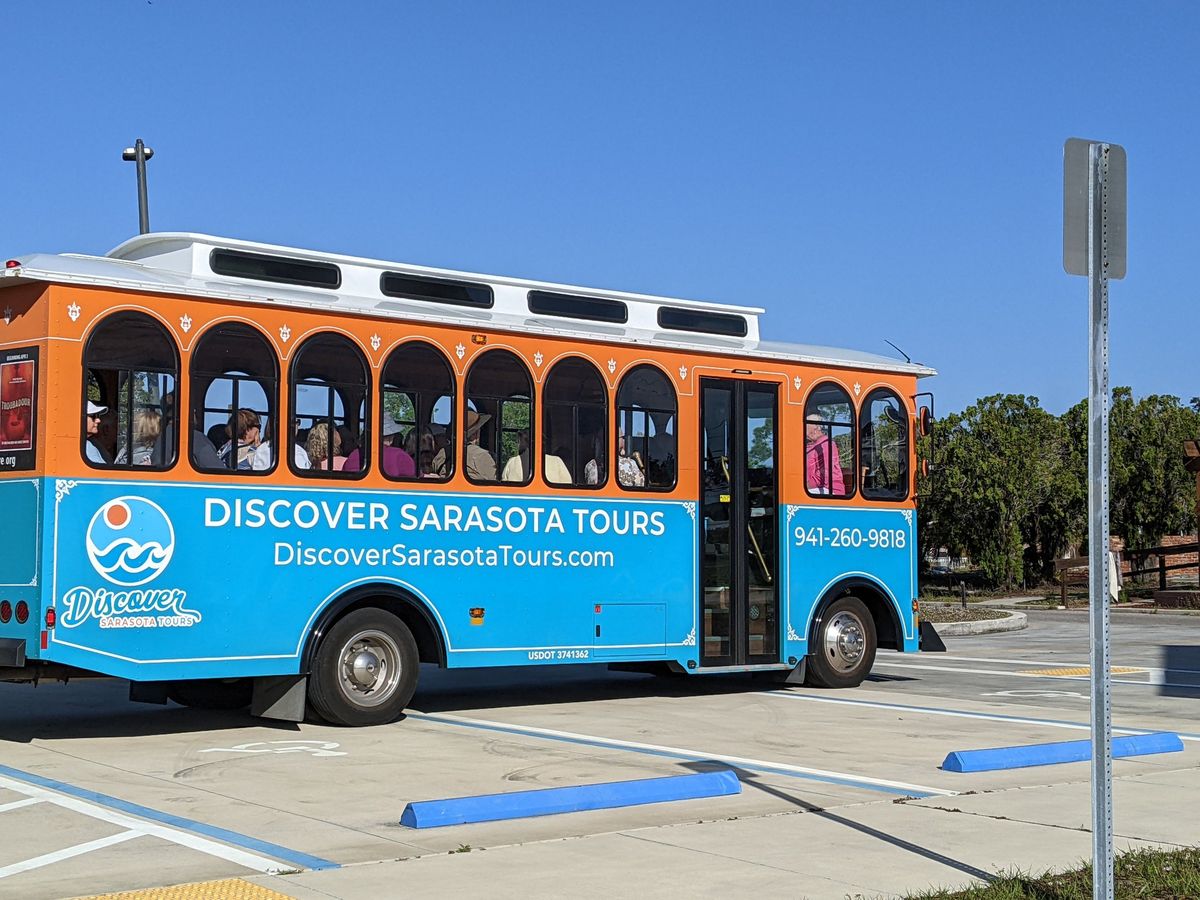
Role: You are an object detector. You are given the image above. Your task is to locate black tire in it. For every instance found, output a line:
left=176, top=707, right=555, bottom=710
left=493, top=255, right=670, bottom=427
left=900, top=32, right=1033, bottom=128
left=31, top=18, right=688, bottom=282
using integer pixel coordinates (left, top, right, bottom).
left=806, top=595, right=877, bottom=688
left=167, top=678, right=253, bottom=710
left=307, top=608, right=419, bottom=727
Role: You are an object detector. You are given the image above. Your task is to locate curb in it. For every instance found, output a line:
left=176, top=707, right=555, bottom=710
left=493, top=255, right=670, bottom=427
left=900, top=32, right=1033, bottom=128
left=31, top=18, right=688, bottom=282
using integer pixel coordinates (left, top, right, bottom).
left=931, top=610, right=1027, bottom=636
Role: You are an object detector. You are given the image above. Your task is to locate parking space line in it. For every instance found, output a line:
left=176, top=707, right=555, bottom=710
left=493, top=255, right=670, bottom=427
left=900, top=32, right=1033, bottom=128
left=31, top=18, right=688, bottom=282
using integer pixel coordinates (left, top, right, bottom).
left=408, top=711, right=955, bottom=798
left=0, top=768, right=338, bottom=873
left=0, top=797, right=43, bottom=813
left=760, top=691, right=1200, bottom=742
left=0, top=831, right=141, bottom=879
left=873, top=658, right=1200, bottom=691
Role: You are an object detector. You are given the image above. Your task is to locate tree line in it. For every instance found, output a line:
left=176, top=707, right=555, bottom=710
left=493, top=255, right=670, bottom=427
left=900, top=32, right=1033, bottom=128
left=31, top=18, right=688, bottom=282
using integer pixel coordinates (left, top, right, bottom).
left=919, top=389, right=1200, bottom=588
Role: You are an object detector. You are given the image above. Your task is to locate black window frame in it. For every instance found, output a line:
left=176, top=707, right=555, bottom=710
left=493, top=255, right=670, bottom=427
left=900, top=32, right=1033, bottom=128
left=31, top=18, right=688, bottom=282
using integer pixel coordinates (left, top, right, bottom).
left=210, top=248, right=341, bottom=290
left=527, top=291, right=628, bottom=324
left=657, top=307, right=748, bottom=338
left=803, top=380, right=857, bottom=500
left=380, top=272, right=494, bottom=309
left=542, top=356, right=608, bottom=490
left=379, top=340, right=456, bottom=483
left=615, top=364, right=678, bottom=493
left=288, top=332, right=370, bottom=480
left=463, top=349, right=533, bottom=487
left=189, top=322, right=279, bottom=476
left=860, top=387, right=910, bottom=502
left=81, top=311, right=179, bottom=472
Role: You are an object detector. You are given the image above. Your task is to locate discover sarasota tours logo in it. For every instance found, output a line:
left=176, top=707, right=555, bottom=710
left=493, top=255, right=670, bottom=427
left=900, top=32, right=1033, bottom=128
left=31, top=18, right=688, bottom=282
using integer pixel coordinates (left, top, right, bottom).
left=60, top=496, right=200, bottom=629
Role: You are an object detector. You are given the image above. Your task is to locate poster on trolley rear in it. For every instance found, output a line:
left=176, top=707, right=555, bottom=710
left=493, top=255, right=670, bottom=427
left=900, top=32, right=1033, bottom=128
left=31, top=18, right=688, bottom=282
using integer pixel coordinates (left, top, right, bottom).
left=0, top=346, right=38, bottom=470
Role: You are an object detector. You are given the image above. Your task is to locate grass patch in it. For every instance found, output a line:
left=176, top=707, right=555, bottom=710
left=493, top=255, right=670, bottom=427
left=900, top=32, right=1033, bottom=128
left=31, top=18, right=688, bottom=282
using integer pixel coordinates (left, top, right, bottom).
left=901, top=847, right=1200, bottom=899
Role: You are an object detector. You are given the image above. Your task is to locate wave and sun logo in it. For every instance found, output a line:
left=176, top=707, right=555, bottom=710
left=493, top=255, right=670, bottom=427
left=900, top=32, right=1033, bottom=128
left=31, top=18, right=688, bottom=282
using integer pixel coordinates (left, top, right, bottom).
left=85, top=497, right=176, bottom=587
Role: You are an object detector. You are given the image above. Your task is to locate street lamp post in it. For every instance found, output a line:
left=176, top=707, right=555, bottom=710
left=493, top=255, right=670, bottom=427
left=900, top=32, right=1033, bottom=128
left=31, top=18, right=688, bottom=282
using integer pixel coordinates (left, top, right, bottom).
left=121, top=139, right=155, bottom=235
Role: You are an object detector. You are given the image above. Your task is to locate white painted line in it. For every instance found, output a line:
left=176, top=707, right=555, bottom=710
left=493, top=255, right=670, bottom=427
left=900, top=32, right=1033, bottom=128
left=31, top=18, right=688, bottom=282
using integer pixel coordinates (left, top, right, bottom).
left=414, top=711, right=956, bottom=797
left=0, top=831, right=140, bottom=879
left=760, top=691, right=1200, bottom=743
left=873, top=659, right=1198, bottom=690
left=918, top=653, right=1200, bottom=676
left=0, top=776, right=284, bottom=873
left=0, top=797, right=43, bottom=813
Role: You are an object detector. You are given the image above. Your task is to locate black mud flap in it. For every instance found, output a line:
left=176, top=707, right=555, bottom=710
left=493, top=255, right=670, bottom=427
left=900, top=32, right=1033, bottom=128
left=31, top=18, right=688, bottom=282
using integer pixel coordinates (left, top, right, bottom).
left=0, top=638, right=26, bottom=668
left=919, top=620, right=947, bottom=652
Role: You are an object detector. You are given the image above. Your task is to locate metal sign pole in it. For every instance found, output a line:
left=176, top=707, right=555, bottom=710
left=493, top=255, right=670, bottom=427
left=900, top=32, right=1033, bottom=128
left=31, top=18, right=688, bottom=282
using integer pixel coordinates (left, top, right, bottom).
left=1087, top=141, right=1114, bottom=900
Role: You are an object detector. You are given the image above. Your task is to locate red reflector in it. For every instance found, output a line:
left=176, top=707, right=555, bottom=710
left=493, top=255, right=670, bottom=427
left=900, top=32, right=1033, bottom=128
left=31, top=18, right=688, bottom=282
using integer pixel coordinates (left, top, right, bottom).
left=594, top=605, right=602, bottom=614
left=0, top=600, right=11, bottom=623
left=46, top=607, right=56, bottom=628
left=15, top=601, right=29, bottom=624
left=41, top=631, right=48, bottom=650
left=4, top=259, right=20, bottom=269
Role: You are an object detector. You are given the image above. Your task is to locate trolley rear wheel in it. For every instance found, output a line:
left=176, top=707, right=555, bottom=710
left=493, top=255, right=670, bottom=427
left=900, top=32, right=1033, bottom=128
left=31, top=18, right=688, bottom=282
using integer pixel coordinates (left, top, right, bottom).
left=307, top=608, right=419, bottom=726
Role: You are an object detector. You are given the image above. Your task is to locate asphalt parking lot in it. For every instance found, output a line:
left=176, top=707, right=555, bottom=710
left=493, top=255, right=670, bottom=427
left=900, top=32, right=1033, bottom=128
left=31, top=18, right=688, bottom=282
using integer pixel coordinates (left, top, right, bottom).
left=1, top=609, right=1198, bottom=900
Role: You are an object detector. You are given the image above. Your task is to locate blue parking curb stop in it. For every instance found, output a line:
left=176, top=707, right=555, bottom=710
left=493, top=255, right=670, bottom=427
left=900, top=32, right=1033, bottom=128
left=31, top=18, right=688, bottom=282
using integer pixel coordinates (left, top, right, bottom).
left=400, top=769, right=741, bottom=828
left=942, top=732, right=1184, bottom=773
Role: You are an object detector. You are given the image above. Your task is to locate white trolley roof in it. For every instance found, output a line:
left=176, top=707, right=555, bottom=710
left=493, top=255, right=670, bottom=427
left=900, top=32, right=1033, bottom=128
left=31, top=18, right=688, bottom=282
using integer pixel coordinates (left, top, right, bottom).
left=2, top=232, right=935, bottom=377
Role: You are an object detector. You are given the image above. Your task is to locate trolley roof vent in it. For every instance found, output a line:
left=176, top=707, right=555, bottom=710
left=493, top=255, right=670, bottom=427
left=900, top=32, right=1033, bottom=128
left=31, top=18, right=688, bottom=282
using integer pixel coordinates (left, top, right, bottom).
left=209, top=248, right=341, bottom=290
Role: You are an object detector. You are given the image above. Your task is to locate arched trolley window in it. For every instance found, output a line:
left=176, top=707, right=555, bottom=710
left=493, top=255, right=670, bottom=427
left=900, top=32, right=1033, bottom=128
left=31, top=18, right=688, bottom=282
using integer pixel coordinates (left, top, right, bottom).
left=379, top=341, right=455, bottom=481
left=290, top=333, right=370, bottom=478
left=463, top=350, right=533, bottom=486
left=615, top=365, right=677, bottom=491
left=860, top=388, right=909, bottom=500
left=190, top=323, right=278, bottom=474
left=804, top=382, right=855, bottom=499
left=543, top=357, right=607, bottom=488
left=82, top=312, right=178, bottom=470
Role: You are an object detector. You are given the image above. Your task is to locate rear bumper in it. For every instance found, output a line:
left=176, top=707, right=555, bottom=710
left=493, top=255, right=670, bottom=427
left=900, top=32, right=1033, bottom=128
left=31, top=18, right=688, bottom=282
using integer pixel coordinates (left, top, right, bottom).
left=0, top=638, right=27, bottom=667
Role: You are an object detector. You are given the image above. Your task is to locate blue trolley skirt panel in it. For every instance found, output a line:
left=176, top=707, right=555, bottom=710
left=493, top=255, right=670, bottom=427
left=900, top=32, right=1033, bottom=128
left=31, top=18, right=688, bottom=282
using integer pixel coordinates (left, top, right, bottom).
left=43, top=479, right=700, bottom=681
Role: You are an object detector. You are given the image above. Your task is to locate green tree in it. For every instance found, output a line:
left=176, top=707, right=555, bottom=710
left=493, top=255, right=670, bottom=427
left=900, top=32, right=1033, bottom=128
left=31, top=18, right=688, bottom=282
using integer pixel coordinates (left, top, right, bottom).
left=922, top=394, right=1076, bottom=587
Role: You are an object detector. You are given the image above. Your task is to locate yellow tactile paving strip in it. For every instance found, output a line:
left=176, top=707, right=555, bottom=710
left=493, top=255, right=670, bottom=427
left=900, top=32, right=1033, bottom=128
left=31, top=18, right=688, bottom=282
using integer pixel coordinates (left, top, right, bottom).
left=72, top=878, right=293, bottom=900
left=1018, top=666, right=1145, bottom=676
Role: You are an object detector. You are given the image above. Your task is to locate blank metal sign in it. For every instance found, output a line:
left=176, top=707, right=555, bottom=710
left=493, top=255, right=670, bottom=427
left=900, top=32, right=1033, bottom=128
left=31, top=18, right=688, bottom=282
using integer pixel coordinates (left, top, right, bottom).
left=1063, top=138, right=1126, bottom=280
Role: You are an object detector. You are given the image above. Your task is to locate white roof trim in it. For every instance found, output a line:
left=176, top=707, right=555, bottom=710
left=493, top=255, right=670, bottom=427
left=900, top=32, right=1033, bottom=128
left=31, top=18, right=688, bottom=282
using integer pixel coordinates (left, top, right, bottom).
left=1, top=232, right=936, bottom=377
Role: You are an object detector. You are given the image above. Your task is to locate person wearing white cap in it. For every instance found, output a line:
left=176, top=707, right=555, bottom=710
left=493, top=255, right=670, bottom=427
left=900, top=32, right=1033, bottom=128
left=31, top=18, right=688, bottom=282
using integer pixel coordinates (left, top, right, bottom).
left=84, top=401, right=109, bottom=464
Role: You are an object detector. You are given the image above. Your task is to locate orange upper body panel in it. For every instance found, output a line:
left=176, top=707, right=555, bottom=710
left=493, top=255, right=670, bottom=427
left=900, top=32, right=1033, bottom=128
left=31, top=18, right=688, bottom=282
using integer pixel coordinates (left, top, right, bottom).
left=8, top=282, right=919, bottom=507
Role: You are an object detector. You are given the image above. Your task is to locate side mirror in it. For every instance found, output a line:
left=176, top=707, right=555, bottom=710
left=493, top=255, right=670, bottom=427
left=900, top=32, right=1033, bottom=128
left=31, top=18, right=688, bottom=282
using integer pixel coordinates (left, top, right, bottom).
left=919, top=407, right=933, bottom=437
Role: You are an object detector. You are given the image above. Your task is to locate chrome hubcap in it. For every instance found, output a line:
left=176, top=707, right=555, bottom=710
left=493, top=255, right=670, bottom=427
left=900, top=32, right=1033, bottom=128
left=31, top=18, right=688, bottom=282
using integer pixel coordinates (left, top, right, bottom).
left=337, top=630, right=402, bottom=708
left=824, top=610, right=866, bottom=673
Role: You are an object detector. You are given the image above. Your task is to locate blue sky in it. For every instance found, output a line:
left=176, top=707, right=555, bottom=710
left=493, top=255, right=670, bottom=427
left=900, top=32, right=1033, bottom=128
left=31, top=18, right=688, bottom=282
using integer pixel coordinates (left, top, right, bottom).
left=2, top=2, right=1196, bottom=415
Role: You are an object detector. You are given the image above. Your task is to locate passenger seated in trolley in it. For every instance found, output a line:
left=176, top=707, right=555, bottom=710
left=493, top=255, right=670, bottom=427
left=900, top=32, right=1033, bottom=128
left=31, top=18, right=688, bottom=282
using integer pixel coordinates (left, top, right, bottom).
left=307, top=422, right=347, bottom=471
left=219, top=408, right=262, bottom=470
left=805, top=414, right=845, bottom=495
left=463, top=410, right=496, bottom=481
left=84, top=401, right=109, bottom=464
left=617, top=431, right=644, bottom=488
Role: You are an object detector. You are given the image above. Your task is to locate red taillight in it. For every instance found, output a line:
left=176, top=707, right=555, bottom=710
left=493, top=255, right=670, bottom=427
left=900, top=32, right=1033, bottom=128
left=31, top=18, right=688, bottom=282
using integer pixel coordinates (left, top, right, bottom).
left=4, top=259, right=20, bottom=269
left=45, top=607, right=56, bottom=629
left=0, top=601, right=11, bottom=623
left=15, top=601, right=29, bottom=624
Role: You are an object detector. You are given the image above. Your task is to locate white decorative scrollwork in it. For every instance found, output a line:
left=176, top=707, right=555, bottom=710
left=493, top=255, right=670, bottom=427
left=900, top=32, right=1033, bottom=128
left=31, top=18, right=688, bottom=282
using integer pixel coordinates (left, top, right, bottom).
left=901, top=509, right=913, bottom=526
left=607, top=358, right=616, bottom=374
left=793, top=376, right=802, bottom=390
left=67, top=302, right=81, bottom=322
left=786, top=504, right=799, bottom=524
left=678, top=365, right=688, bottom=381
left=533, top=351, right=544, bottom=367
left=3, top=307, right=11, bottom=326
left=455, top=342, right=466, bottom=360
left=681, top=626, right=696, bottom=647
left=55, top=479, right=78, bottom=503
left=787, top=624, right=801, bottom=643
left=854, top=381, right=862, bottom=397
left=179, top=314, right=192, bottom=334
left=279, top=325, right=292, bottom=343
left=370, top=333, right=381, bottom=352
left=681, top=501, right=696, bottom=521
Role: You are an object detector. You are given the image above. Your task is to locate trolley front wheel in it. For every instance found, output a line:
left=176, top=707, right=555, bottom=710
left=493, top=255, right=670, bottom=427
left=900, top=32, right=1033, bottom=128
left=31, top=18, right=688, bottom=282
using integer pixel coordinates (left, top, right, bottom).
left=806, top=595, right=876, bottom=689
